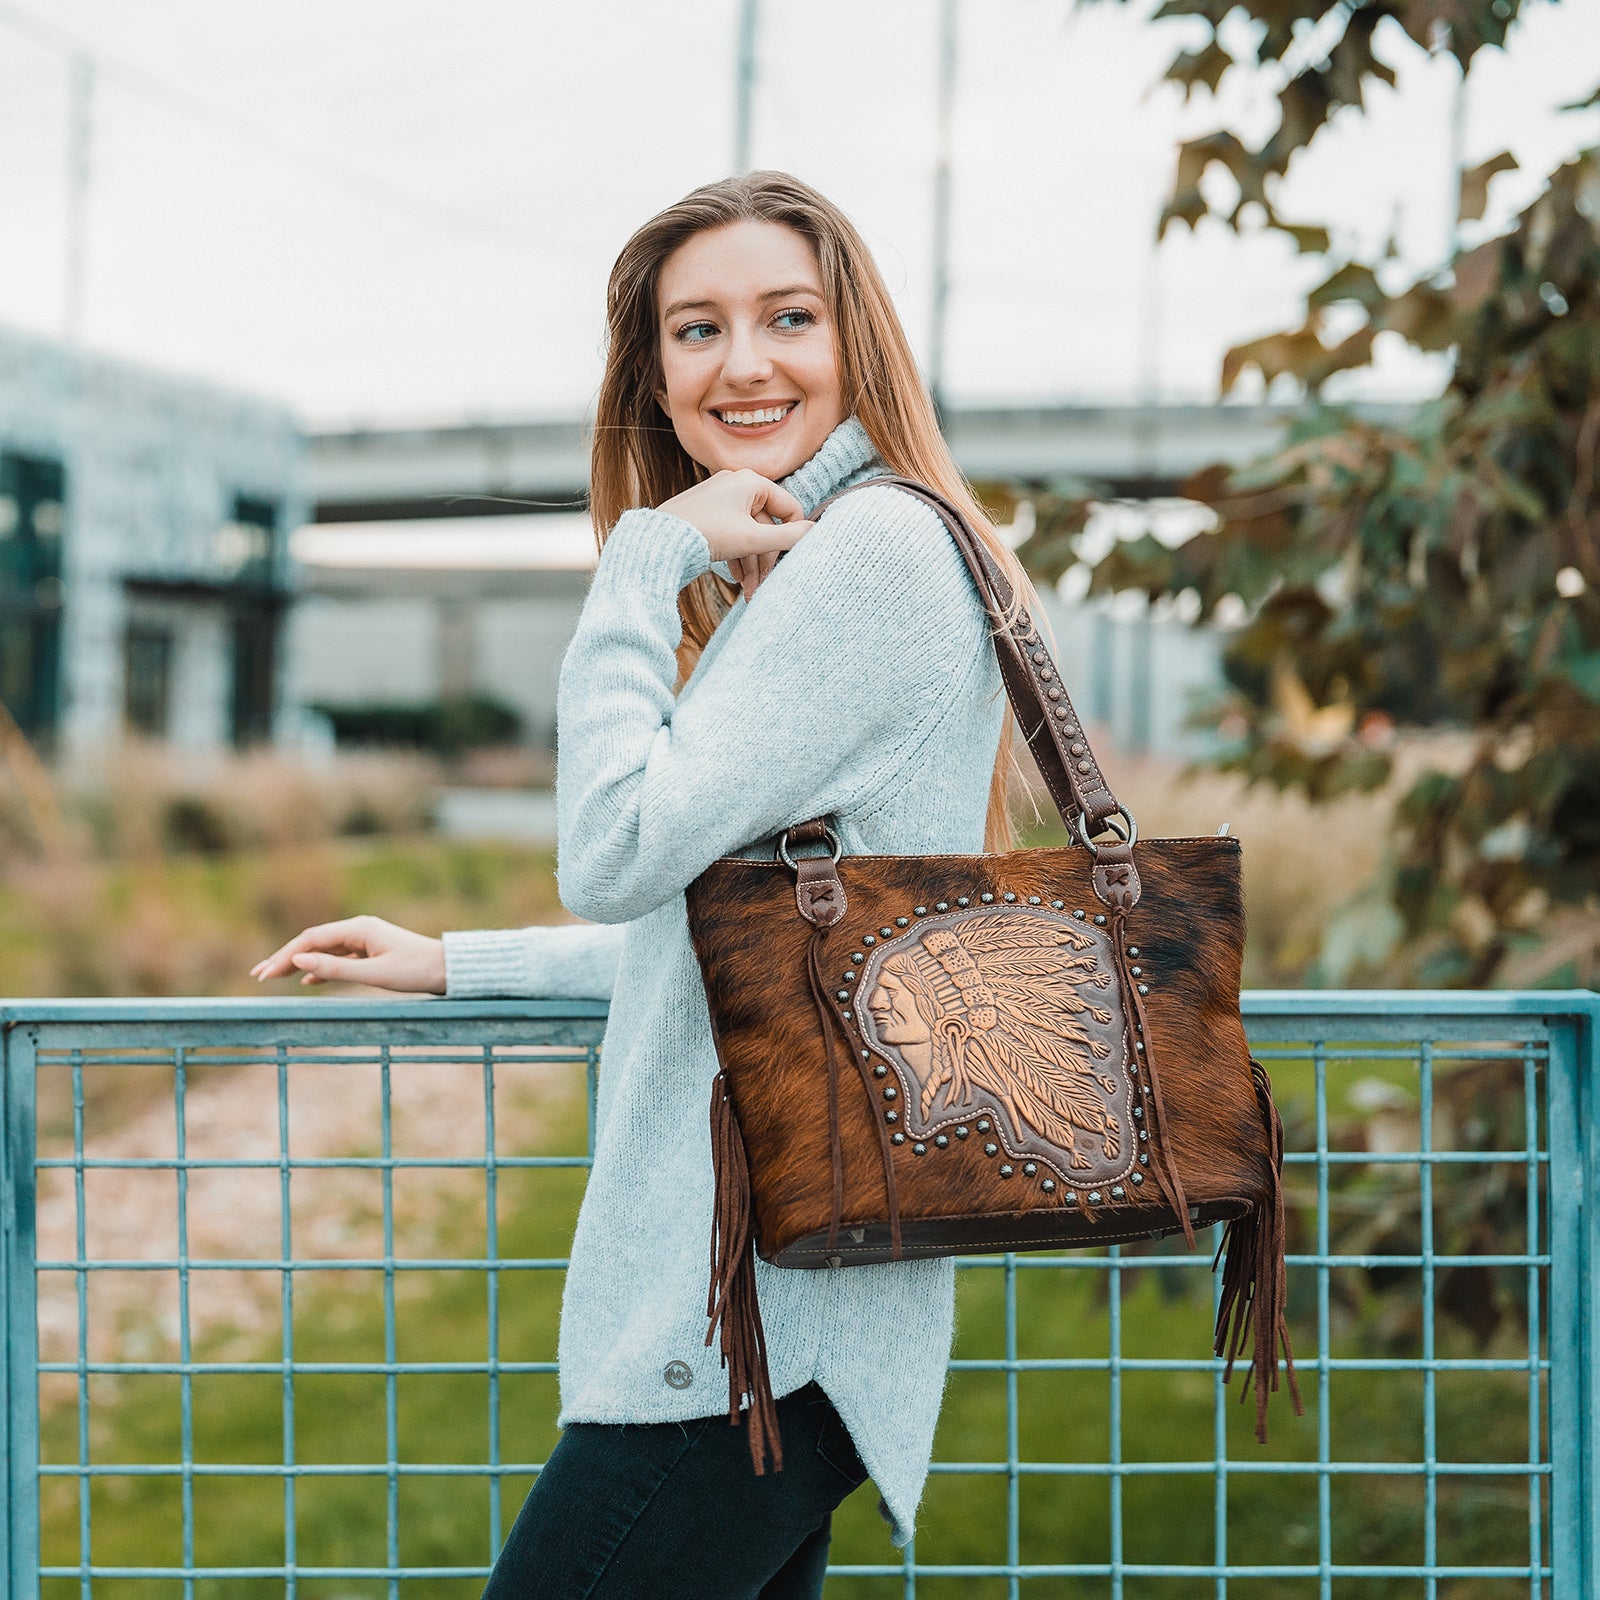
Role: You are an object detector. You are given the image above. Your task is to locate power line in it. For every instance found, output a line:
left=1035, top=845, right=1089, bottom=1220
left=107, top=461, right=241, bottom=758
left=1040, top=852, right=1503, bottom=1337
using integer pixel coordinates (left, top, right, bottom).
left=0, top=1, right=567, bottom=263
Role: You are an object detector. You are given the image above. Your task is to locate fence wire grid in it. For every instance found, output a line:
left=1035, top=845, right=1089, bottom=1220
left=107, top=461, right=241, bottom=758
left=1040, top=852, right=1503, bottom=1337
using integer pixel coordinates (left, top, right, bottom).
left=2, top=993, right=1595, bottom=1598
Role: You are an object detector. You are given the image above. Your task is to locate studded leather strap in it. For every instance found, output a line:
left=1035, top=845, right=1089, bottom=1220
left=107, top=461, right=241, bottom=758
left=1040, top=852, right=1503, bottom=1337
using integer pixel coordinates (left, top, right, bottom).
left=803, top=475, right=1125, bottom=839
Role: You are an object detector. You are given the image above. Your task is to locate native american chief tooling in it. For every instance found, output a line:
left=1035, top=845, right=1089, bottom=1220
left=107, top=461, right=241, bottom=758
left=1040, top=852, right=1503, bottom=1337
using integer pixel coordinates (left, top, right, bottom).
left=862, top=911, right=1130, bottom=1173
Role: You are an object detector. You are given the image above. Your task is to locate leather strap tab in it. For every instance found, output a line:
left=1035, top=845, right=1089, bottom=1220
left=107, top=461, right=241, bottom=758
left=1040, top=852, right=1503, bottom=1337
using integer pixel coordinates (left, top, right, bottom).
left=1092, top=841, right=1141, bottom=912
left=794, top=853, right=847, bottom=927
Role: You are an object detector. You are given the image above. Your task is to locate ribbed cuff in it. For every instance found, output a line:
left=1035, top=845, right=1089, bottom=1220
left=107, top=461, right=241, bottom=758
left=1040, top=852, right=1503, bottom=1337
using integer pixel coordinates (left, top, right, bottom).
left=442, top=928, right=531, bottom=999
left=597, top=508, right=711, bottom=591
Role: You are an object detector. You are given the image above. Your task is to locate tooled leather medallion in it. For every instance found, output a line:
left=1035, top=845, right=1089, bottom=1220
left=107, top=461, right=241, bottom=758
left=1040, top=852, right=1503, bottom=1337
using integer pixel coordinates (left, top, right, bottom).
left=854, top=905, right=1138, bottom=1185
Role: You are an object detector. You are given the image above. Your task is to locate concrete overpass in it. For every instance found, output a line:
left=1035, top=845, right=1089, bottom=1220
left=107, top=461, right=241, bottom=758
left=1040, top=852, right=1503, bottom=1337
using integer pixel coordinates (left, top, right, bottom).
left=308, top=400, right=1411, bottom=522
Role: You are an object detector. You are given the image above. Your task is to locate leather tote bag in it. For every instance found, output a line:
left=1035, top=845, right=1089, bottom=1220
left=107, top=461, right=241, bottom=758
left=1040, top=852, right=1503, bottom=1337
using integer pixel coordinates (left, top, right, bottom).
left=684, top=477, right=1300, bottom=1472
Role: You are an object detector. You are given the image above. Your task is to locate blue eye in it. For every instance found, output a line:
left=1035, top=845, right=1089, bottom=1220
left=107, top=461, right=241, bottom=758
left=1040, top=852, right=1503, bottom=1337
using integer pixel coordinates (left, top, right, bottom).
left=675, top=321, right=718, bottom=344
left=773, top=308, right=814, bottom=331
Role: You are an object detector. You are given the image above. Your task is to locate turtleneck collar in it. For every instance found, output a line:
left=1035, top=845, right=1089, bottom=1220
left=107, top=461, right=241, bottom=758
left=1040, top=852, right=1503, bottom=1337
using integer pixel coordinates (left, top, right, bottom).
left=777, top=416, right=884, bottom=516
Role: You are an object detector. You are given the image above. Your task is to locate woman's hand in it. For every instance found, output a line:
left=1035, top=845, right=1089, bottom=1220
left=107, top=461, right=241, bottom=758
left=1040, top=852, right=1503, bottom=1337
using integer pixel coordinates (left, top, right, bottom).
left=659, top=469, right=813, bottom=602
left=250, top=915, right=446, bottom=995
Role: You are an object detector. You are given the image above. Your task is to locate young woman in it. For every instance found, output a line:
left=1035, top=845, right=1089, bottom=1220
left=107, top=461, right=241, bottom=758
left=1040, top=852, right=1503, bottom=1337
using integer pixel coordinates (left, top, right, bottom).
left=252, top=170, right=1051, bottom=1599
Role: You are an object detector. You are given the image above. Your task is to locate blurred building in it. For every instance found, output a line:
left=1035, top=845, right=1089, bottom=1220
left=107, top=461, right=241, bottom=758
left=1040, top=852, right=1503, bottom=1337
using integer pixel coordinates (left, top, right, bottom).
left=0, top=325, right=308, bottom=757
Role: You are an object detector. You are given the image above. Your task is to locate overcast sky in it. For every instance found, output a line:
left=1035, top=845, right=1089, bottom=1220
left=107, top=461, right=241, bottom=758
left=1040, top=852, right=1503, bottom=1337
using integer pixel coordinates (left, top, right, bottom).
left=0, top=0, right=1595, bottom=426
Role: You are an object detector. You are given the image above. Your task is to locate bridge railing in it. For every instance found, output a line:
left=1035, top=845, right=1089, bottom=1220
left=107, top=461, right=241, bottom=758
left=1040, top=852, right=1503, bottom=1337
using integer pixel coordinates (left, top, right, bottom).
left=2, top=992, right=1594, bottom=1597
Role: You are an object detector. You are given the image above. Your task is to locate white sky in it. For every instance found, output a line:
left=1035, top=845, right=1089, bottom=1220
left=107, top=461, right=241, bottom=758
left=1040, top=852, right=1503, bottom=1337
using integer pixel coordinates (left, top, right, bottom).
left=0, top=0, right=1595, bottom=427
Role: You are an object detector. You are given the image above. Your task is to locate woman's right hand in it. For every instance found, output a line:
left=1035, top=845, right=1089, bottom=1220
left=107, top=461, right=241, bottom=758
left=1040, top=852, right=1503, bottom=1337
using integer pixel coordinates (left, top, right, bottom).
left=250, top=915, right=446, bottom=995
left=658, top=469, right=813, bottom=602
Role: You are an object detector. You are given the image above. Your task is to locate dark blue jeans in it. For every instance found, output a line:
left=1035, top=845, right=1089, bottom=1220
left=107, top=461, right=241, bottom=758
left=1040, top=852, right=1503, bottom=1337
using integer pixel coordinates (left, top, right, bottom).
left=481, top=1382, right=870, bottom=1599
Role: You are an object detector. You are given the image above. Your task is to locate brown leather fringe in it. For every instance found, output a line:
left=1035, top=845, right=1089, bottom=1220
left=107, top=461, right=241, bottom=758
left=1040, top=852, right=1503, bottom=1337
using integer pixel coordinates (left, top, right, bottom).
left=1111, top=913, right=1193, bottom=1248
left=705, top=1070, right=782, bottom=1474
left=1212, top=1058, right=1303, bottom=1441
left=805, top=928, right=846, bottom=1253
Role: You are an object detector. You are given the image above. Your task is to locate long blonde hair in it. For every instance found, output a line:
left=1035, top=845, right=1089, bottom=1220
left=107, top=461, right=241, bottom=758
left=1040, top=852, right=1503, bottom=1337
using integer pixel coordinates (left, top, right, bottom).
left=590, top=170, right=1043, bottom=852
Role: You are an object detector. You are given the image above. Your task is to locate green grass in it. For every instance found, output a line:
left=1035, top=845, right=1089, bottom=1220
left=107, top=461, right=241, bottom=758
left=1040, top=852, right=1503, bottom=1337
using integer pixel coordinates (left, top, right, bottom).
left=37, top=1063, right=1542, bottom=1598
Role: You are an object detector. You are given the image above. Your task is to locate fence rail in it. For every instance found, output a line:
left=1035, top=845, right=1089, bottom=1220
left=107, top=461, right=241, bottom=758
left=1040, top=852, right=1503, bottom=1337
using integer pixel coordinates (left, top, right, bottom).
left=2, top=991, right=1595, bottom=1597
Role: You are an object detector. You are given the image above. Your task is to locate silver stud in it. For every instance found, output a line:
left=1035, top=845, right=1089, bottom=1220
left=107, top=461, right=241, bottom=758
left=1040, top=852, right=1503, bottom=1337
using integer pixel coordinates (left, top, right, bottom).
left=981, top=892, right=995, bottom=903
left=880, top=927, right=893, bottom=938
left=957, top=896, right=970, bottom=907
left=999, top=1164, right=1014, bottom=1178
left=1073, top=909, right=1086, bottom=920
left=913, top=1142, right=927, bottom=1155
left=1089, top=1191, right=1102, bottom=1204
left=1040, top=668, right=1054, bottom=683
left=1135, top=1041, right=1145, bottom=1052
left=1028, top=895, right=1041, bottom=905
left=842, top=1009, right=852, bottom=1020
left=977, top=1119, right=991, bottom=1132
left=883, top=1086, right=898, bottom=1100
left=1070, top=742, right=1085, bottom=757
left=1063, top=1190, right=1076, bottom=1203
left=1139, top=1130, right=1148, bottom=1141
left=1131, top=1172, right=1144, bottom=1186
left=914, top=905, right=928, bottom=916
left=935, top=1134, right=949, bottom=1149
left=1031, top=650, right=1046, bottom=664
left=1132, top=1106, right=1143, bottom=1119
left=1094, top=914, right=1107, bottom=926
left=1042, top=1179, right=1056, bottom=1193
left=873, top=1063, right=888, bottom=1078
left=886, top=1110, right=898, bottom=1124
left=1138, top=984, right=1149, bottom=996
left=1051, top=900, right=1064, bottom=909
left=1055, top=707, right=1070, bottom=719
left=863, top=934, right=876, bottom=945
left=837, top=990, right=849, bottom=1000
left=1127, top=947, right=1140, bottom=957
left=1112, top=1185, right=1125, bottom=1199
left=1129, top=966, right=1142, bottom=977
left=1048, top=687, right=1062, bottom=700
left=935, top=901, right=949, bottom=912
left=1023, top=1162, right=1037, bottom=1176
left=895, top=916, right=909, bottom=927
left=852, top=952, right=865, bottom=963
left=842, top=972, right=855, bottom=982
left=892, top=1132, right=905, bottom=1145
left=1139, top=1154, right=1149, bottom=1165
left=984, top=1142, right=998, bottom=1157
left=1003, top=891, right=1017, bottom=902
left=1077, top=760, right=1091, bottom=773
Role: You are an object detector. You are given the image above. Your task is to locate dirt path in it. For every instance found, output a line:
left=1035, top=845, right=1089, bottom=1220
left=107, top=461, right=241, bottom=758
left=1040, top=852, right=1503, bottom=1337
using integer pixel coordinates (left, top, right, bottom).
left=32, top=1049, right=575, bottom=1375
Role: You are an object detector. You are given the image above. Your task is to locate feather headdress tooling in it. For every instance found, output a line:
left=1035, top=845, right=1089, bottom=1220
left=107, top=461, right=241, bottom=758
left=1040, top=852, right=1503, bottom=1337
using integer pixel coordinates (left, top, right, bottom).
left=880, top=913, right=1125, bottom=1169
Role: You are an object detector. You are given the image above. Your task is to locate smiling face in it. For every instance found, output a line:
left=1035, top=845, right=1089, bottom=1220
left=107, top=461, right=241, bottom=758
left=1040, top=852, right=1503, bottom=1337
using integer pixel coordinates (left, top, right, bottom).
left=654, top=218, right=848, bottom=482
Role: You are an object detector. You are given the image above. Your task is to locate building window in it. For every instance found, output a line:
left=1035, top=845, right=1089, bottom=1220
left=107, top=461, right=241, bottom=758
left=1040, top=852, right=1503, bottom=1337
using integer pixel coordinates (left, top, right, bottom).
left=124, top=624, right=173, bottom=737
left=214, top=493, right=279, bottom=587
left=0, top=450, right=67, bottom=743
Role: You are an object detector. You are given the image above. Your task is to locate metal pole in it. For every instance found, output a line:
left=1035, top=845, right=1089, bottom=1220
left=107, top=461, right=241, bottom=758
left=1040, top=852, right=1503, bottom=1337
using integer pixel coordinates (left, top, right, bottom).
left=928, top=0, right=956, bottom=425
left=64, top=50, right=93, bottom=343
left=734, top=0, right=758, bottom=175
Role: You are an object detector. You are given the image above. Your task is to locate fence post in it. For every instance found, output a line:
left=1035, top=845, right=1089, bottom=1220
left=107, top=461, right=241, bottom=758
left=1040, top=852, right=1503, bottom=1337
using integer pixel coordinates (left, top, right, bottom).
left=2, top=1018, right=41, bottom=1600
left=1549, top=999, right=1600, bottom=1600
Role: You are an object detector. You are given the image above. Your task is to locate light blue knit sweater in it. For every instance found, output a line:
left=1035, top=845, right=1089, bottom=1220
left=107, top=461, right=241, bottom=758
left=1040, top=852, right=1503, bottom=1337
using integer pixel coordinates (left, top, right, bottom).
left=442, top=416, right=1006, bottom=1545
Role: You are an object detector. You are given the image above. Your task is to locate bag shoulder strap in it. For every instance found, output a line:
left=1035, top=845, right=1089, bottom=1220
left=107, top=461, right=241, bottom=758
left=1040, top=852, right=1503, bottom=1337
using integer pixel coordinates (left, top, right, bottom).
left=808, top=474, right=1128, bottom=841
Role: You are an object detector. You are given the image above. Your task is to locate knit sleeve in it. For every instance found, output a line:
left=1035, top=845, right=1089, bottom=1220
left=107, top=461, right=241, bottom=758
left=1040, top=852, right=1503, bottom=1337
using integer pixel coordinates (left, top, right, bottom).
left=441, top=921, right=626, bottom=1000
left=555, top=483, right=989, bottom=924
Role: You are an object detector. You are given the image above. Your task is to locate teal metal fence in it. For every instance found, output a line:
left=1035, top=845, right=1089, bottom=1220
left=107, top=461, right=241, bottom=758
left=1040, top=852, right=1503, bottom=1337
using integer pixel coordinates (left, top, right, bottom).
left=2, top=991, right=1595, bottom=1596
